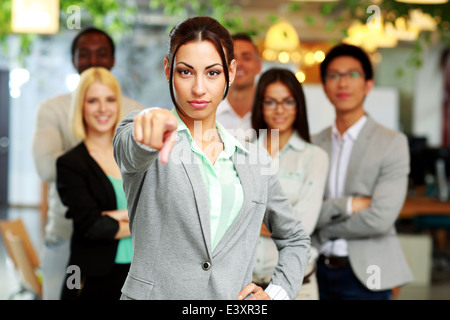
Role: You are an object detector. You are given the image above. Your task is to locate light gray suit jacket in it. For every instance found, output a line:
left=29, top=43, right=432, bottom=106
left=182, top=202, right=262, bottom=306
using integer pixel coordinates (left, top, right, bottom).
left=312, top=115, right=413, bottom=291
left=113, top=111, right=311, bottom=300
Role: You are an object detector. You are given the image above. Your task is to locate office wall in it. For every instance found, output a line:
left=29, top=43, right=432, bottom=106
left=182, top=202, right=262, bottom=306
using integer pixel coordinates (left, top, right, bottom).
left=412, top=43, right=446, bottom=147
left=303, top=84, right=399, bottom=135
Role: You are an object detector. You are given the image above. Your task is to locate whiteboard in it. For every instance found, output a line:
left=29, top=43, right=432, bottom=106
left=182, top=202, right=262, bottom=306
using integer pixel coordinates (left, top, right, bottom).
left=303, top=84, right=400, bottom=135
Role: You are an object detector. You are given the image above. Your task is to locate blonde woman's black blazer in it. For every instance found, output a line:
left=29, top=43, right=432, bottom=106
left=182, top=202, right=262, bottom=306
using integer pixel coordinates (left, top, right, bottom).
left=56, top=142, right=120, bottom=277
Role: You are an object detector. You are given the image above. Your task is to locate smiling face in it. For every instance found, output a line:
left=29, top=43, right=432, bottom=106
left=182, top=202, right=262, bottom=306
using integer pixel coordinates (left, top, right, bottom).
left=165, top=40, right=236, bottom=126
left=232, top=39, right=261, bottom=90
left=72, top=32, right=115, bottom=74
left=262, top=81, right=297, bottom=137
left=83, top=81, right=119, bottom=137
left=323, top=56, right=374, bottom=118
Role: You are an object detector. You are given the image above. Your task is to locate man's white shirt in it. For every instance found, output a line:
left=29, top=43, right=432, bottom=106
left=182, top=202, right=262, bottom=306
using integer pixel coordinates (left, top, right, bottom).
left=320, top=115, right=367, bottom=257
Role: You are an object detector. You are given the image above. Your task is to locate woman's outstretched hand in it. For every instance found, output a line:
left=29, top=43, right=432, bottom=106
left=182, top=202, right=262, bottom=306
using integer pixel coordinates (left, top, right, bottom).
left=134, top=109, right=177, bottom=164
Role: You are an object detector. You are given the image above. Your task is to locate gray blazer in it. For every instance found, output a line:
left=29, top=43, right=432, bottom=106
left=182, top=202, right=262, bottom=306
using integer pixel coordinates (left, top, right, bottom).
left=113, top=111, right=311, bottom=300
left=312, top=115, right=413, bottom=291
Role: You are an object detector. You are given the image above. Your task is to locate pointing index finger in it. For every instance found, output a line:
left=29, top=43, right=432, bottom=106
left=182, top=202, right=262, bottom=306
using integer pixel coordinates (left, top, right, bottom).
left=159, top=119, right=177, bottom=164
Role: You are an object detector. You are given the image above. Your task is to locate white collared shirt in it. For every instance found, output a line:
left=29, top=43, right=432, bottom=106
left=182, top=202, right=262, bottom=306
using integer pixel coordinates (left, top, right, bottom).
left=171, top=108, right=247, bottom=252
left=138, top=107, right=289, bottom=300
left=320, top=115, right=367, bottom=257
left=216, top=98, right=255, bottom=141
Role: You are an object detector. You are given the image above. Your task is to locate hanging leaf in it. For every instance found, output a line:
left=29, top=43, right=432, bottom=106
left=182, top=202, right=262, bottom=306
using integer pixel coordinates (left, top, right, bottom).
left=1, top=0, right=449, bottom=67
left=325, top=20, right=335, bottom=32
left=305, top=15, right=316, bottom=26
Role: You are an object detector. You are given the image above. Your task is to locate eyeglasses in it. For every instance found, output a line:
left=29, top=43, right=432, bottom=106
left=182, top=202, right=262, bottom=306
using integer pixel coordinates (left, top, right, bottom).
left=325, top=71, right=364, bottom=82
left=262, top=98, right=296, bottom=111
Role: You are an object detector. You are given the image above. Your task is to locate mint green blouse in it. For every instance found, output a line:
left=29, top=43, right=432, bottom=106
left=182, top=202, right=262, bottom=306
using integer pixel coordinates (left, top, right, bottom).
left=108, top=175, right=133, bottom=264
left=172, top=108, right=246, bottom=252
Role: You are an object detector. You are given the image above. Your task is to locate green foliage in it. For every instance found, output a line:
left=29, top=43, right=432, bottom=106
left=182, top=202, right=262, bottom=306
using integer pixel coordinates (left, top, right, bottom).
left=1, top=0, right=449, bottom=68
left=380, top=0, right=450, bottom=74
left=289, top=0, right=450, bottom=75
left=148, top=0, right=274, bottom=37
left=0, top=0, right=137, bottom=65
left=149, top=0, right=232, bottom=20
left=305, top=15, right=316, bottom=26
left=149, top=0, right=241, bottom=31
left=287, top=2, right=302, bottom=13
left=60, top=0, right=136, bottom=39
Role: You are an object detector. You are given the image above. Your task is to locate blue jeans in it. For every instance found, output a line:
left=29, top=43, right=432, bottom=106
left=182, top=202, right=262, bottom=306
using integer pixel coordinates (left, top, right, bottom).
left=317, top=257, right=393, bottom=300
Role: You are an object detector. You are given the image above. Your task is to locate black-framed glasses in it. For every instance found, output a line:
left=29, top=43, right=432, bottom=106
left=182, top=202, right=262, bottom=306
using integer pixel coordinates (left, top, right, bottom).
left=262, top=98, right=296, bottom=110
left=325, top=71, right=364, bottom=82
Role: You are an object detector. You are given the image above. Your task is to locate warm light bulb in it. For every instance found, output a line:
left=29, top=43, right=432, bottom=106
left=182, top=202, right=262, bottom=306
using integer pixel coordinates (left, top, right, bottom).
left=11, top=0, right=60, bottom=34
left=264, top=21, right=300, bottom=52
left=314, top=50, right=325, bottom=63
left=295, top=71, right=306, bottom=83
left=278, top=52, right=290, bottom=64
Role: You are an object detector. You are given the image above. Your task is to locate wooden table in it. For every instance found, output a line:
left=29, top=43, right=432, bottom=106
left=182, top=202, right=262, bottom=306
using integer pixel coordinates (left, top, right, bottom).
left=400, top=186, right=450, bottom=219
left=400, top=196, right=450, bottom=219
left=399, top=188, right=450, bottom=251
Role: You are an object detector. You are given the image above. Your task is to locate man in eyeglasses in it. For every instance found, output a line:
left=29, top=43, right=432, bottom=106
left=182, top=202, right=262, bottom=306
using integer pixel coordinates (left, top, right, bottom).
left=311, top=43, right=413, bottom=300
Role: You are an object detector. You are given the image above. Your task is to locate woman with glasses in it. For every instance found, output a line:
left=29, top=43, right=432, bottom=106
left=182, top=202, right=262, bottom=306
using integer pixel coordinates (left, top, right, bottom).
left=251, top=68, right=329, bottom=300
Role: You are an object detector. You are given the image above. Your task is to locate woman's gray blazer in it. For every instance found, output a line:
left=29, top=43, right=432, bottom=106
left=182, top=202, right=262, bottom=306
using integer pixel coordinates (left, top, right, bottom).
left=113, top=110, right=311, bottom=300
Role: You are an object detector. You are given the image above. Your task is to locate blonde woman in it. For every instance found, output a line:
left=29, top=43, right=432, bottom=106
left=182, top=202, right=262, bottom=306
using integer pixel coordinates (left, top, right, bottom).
left=56, top=67, right=131, bottom=300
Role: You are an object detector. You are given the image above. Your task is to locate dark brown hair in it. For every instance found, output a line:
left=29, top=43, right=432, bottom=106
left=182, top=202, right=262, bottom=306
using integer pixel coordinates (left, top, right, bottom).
left=166, top=16, right=234, bottom=111
left=251, top=68, right=311, bottom=143
left=71, top=26, right=115, bottom=58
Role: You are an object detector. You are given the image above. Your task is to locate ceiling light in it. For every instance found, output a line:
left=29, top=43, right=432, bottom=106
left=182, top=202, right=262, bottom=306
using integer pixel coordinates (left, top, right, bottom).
left=264, top=20, right=300, bottom=52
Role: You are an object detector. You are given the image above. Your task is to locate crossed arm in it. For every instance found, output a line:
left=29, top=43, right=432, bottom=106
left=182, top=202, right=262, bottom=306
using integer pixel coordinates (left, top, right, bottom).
left=316, top=134, right=409, bottom=241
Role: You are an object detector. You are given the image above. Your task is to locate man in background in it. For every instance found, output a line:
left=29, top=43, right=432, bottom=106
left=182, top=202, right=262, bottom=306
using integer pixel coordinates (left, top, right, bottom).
left=32, top=27, right=143, bottom=299
left=312, top=43, right=413, bottom=300
left=217, top=33, right=262, bottom=141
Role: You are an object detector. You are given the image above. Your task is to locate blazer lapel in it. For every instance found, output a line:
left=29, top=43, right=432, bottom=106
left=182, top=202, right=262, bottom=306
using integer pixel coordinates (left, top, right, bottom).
left=320, top=128, right=333, bottom=157
left=177, top=134, right=213, bottom=258
left=212, top=150, right=253, bottom=257
left=81, top=143, right=117, bottom=209
left=344, top=117, right=376, bottom=193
